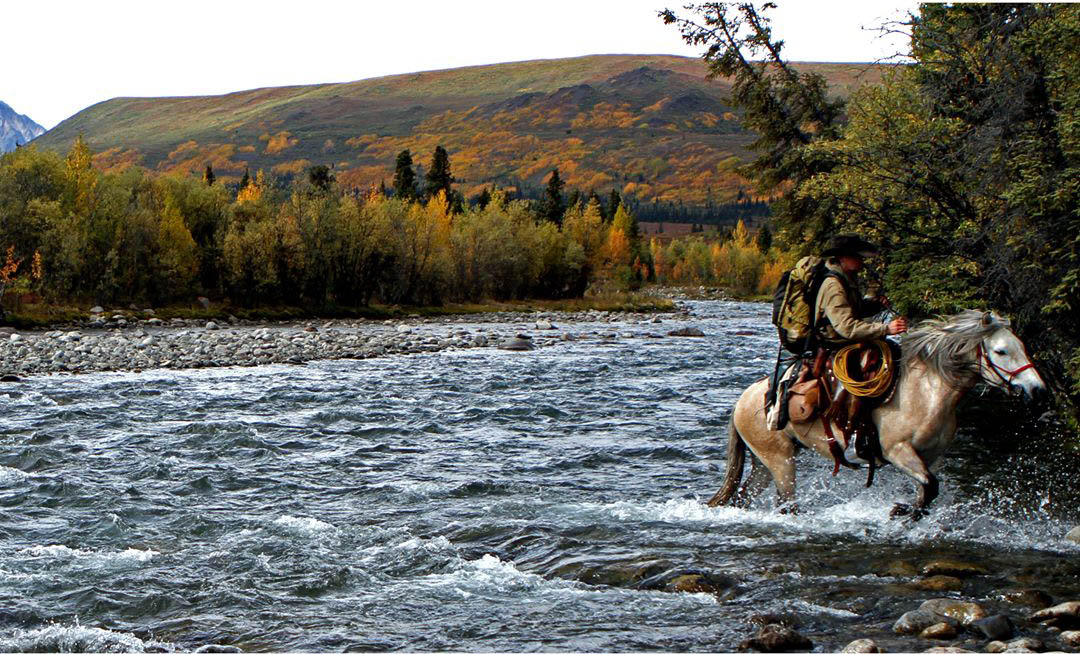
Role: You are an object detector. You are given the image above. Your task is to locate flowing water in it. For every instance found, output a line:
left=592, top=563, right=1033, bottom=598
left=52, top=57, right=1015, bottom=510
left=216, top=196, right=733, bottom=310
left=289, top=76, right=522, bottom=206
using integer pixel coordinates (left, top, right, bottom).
left=0, top=301, right=1077, bottom=652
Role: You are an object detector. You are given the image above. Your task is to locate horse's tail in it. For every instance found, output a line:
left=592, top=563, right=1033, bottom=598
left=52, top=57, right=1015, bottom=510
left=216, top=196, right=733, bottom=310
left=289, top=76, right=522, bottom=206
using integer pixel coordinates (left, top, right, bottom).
left=706, top=413, right=745, bottom=507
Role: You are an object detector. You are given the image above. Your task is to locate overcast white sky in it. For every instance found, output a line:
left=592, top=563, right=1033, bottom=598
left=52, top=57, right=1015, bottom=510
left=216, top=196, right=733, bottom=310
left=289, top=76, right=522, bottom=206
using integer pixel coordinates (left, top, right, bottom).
left=4, top=0, right=917, bottom=130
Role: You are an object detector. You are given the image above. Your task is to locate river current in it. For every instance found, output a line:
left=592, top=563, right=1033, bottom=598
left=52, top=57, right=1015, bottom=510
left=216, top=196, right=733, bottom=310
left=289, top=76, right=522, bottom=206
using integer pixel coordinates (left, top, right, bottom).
left=1, top=301, right=1077, bottom=652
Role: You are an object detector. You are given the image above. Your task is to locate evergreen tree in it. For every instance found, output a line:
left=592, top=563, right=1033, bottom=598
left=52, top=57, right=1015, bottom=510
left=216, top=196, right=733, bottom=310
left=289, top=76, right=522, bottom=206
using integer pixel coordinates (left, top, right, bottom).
left=204, top=165, right=215, bottom=186
left=476, top=187, right=492, bottom=210
left=393, top=149, right=417, bottom=201
left=755, top=223, right=772, bottom=253
left=606, top=189, right=622, bottom=223
left=424, top=145, right=453, bottom=201
left=239, top=168, right=251, bottom=190
left=541, top=169, right=566, bottom=225
left=307, top=164, right=334, bottom=193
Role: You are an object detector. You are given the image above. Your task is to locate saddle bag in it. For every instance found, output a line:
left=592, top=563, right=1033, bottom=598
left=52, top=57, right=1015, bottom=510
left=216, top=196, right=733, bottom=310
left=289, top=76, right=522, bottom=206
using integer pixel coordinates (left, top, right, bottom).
left=787, top=378, right=824, bottom=424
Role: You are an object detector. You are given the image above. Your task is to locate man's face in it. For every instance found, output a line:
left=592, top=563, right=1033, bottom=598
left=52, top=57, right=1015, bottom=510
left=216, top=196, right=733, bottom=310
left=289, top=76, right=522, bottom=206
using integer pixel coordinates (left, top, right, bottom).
left=838, top=254, right=865, bottom=274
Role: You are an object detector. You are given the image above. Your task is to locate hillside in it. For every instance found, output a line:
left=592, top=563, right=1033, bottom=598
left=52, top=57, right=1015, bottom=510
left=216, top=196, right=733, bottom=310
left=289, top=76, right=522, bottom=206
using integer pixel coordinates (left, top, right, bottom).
left=0, top=101, right=46, bottom=153
left=34, top=55, right=889, bottom=206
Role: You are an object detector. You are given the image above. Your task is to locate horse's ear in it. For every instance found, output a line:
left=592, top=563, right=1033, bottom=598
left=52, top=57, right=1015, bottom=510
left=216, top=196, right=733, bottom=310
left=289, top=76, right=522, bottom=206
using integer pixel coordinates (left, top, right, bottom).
left=981, top=311, right=993, bottom=327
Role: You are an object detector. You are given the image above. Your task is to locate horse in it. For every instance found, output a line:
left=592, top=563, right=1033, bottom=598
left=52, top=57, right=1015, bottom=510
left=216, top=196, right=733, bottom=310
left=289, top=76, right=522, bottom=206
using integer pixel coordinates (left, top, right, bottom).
left=708, top=310, right=1048, bottom=519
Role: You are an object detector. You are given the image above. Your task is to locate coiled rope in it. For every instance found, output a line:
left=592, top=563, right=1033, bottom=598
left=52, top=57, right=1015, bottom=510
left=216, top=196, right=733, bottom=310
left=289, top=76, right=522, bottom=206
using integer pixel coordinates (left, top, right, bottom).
left=833, top=339, right=894, bottom=398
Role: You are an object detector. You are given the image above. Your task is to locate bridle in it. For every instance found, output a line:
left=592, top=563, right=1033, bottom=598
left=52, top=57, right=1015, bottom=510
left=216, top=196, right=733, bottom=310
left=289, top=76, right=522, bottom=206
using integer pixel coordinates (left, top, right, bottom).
left=976, top=341, right=1036, bottom=392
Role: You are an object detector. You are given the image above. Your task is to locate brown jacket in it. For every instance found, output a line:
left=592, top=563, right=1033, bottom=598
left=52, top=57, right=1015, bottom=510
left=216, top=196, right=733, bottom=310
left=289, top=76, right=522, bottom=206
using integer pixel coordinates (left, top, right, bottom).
left=814, top=259, right=886, bottom=345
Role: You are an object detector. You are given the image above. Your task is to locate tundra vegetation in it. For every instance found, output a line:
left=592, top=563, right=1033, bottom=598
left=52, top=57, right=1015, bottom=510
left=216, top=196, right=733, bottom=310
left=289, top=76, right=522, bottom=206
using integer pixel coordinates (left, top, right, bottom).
left=664, top=2, right=1080, bottom=421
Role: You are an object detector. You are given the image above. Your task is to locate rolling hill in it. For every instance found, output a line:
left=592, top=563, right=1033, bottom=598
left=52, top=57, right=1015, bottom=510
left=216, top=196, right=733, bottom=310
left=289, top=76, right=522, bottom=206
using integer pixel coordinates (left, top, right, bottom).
left=34, top=55, right=888, bottom=206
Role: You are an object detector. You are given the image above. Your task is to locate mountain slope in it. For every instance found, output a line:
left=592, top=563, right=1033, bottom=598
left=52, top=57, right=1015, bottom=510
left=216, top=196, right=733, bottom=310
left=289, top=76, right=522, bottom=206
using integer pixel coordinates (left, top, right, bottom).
left=0, top=101, right=46, bottom=153
left=34, top=55, right=888, bottom=205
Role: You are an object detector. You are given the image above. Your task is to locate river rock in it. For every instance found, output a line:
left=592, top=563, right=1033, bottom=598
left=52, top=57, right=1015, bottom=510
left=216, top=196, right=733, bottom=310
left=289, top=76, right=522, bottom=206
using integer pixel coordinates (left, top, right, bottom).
left=921, top=622, right=959, bottom=640
left=840, top=638, right=881, bottom=653
left=0, top=374, right=20, bottom=382
left=1001, top=589, right=1053, bottom=609
left=896, top=609, right=958, bottom=635
left=1002, top=637, right=1044, bottom=652
left=1060, top=630, right=1080, bottom=646
left=911, top=575, right=965, bottom=592
left=970, top=615, right=1014, bottom=641
left=921, top=560, right=989, bottom=578
left=738, top=623, right=812, bottom=652
left=193, top=645, right=242, bottom=653
left=535, top=320, right=555, bottom=330
left=205, top=321, right=219, bottom=330
left=1066, top=526, right=1080, bottom=544
left=498, top=336, right=534, bottom=351
left=667, top=327, right=705, bottom=337
left=1031, top=600, right=1080, bottom=628
left=920, top=598, right=988, bottom=625
left=923, top=648, right=974, bottom=653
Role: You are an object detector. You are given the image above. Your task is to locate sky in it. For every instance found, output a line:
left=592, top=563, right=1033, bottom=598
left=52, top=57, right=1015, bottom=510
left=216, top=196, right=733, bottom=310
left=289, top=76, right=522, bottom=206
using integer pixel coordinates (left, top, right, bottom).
left=3, top=0, right=918, bottom=130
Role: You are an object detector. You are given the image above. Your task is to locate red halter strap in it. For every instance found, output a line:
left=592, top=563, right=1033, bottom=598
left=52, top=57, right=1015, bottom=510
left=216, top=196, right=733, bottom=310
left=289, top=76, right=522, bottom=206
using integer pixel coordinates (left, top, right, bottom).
left=977, top=343, right=1035, bottom=386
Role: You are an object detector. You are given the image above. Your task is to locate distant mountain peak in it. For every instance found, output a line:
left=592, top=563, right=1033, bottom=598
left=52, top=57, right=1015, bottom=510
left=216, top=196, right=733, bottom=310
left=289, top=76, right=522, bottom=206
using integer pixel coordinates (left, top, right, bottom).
left=0, top=101, right=46, bottom=153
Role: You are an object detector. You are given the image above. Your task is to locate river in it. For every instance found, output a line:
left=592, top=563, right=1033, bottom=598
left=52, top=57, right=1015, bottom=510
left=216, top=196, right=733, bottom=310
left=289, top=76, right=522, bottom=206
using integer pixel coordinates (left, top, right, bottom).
left=0, top=301, right=1076, bottom=652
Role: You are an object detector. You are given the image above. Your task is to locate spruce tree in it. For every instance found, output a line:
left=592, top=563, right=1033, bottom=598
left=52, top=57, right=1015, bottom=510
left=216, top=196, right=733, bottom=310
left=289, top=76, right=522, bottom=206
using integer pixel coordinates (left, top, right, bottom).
left=393, top=150, right=417, bottom=201
left=239, top=168, right=250, bottom=189
left=203, top=165, right=215, bottom=186
left=542, top=169, right=566, bottom=225
left=476, top=187, right=492, bottom=210
left=607, top=189, right=622, bottom=223
left=424, top=145, right=453, bottom=201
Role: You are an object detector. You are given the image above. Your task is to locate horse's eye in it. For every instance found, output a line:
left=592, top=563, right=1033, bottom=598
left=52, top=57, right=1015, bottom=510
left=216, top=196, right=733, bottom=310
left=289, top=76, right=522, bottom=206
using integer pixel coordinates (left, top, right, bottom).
left=994, top=348, right=1007, bottom=356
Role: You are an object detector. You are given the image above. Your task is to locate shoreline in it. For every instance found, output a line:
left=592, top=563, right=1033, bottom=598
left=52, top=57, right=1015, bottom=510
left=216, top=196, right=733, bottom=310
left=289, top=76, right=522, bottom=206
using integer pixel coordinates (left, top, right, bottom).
left=0, top=306, right=697, bottom=378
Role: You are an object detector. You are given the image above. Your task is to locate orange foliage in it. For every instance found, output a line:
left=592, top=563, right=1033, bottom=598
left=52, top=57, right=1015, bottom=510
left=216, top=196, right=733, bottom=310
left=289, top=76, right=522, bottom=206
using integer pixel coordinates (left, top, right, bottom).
left=93, top=147, right=143, bottom=173
left=272, top=159, right=312, bottom=175
left=263, top=131, right=299, bottom=155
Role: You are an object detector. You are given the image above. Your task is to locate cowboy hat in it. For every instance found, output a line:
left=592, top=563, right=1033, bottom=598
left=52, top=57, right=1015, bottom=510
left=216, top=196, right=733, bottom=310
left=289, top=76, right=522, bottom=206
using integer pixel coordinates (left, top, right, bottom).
left=822, top=233, right=879, bottom=258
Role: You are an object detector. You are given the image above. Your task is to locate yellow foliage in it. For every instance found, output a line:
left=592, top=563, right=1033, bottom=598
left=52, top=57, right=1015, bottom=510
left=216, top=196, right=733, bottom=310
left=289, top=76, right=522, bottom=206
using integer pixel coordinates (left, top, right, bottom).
left=272, top=159, right=312, bottom=175
left=264, top=131, right=299, bottom=155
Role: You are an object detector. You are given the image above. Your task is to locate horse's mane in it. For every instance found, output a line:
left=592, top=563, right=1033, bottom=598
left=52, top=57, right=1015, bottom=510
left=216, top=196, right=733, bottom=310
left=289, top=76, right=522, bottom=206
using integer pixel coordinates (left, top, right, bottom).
left=901, top=309, right=1009, bottom=388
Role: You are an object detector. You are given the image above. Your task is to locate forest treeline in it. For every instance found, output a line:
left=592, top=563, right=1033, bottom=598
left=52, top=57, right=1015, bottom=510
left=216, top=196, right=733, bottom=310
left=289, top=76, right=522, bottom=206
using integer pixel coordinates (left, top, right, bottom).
left=665, top=4, right=1080, bottom=414
left=0, top=140, right=785, bottom=312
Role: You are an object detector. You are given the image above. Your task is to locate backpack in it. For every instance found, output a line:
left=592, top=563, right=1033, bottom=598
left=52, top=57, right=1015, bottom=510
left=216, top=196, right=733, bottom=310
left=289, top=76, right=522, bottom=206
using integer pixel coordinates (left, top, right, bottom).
left=771, top=256, right=838, bottom=354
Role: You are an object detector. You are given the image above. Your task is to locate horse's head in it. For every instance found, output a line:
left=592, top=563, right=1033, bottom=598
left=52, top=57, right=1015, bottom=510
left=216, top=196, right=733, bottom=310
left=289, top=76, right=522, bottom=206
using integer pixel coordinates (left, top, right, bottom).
left=976, top=312, right=1048, bottom=404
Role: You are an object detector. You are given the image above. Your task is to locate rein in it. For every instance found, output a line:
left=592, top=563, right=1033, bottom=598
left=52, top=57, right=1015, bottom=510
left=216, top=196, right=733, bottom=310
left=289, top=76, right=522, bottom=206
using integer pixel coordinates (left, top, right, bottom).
left=976, top=342, right=1035, bottom=389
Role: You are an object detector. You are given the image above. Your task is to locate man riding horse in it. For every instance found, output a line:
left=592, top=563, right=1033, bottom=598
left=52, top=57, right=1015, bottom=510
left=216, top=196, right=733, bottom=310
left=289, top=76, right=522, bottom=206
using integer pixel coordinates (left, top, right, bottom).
left=815, top=234, right=907, bottom=347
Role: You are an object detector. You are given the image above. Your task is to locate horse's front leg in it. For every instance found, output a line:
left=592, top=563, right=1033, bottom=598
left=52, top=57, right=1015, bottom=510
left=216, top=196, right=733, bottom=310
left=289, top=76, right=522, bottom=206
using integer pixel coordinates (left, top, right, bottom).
left=882, top=441, right=938, bottom=521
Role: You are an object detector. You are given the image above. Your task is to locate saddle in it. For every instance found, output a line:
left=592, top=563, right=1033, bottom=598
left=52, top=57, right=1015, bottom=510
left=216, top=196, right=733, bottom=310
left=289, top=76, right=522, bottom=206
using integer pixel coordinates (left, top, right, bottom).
left=770, top=340, right=899, bottom=486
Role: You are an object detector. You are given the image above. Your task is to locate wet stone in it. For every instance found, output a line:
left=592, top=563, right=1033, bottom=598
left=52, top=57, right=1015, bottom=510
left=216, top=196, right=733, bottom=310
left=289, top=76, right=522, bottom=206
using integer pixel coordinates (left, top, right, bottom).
left=840, top=638, right=881, bottom=653
left=921, top=560, right=989, bottom=578
left=1003, top=636, right=1044, bottom=652
left=920, top=599, right=988, bottom=625
left=1066, top=526, right=1080, bottom=544
left=667, top=326, right=705, bottom=337
left=1001, top=589, right=1054, bottom=610
left=911, top=575, right=965, bottom=592
left=737, top=623, right=812, bottom=652
left=883, top=560, right=920, bottom=577
left=920, top=622, right=959, bottom=640
left=895, top=609, right=954, bottom=635
left=986, top=642, right=1008, bottom=653
left=1060, top=630, right=1080, bottom=646
left=1031, top=601, right=1080, bottom=629
left=970, top=615, right=1014, bottom=641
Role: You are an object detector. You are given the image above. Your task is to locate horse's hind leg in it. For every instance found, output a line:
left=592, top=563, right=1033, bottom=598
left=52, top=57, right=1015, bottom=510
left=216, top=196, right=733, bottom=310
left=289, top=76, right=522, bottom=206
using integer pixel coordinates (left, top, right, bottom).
left=884, top=441, right=939, bottom=521
left=706, top=417, right=745, bottom=507
left=733, top=455, right=772, bottom=508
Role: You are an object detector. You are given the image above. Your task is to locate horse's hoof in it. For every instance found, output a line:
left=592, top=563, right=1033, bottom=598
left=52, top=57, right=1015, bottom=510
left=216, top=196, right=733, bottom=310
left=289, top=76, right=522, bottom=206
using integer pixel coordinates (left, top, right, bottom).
left=890, top=503, right=912, bottom=518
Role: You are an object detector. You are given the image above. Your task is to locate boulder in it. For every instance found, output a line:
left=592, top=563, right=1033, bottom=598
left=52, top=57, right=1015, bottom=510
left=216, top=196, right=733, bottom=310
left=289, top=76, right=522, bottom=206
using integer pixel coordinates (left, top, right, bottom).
left=895, top=609, right=956, bottom=635
left=970, top=615, right=1014, bottom=641
left=1031, top=601, right=1080, bottom=629
left=498, top=337, right=535, bottom=352
left=0, top=374, right=20, bottom=382
left=921, top=560, right=989, bottom=578
left=911, top=575, right=965, bottom=592
left=1066, top=526, right=1080, bottom=544
left=667, top=327, right=705, bottom=337
left=1003, top=636, right=1044, bottom=652
left=535, top=320, right=555, bottom=330
left=89, top=305, right=104, bottom=314
left=919, top=599, right=988, bottom=625
left=840, top=639, right=881, bottom=653
left=1001, top=589, right=1053, bottom=609
left=738, top=624, right=812, bottom=652
left=1060, top=631, right=1080, bottom=647
left=920, top=622, right=959, bottom=640
left=205, top=321, right=219, bottom=331
left=197, top=296, right=211, bottom=309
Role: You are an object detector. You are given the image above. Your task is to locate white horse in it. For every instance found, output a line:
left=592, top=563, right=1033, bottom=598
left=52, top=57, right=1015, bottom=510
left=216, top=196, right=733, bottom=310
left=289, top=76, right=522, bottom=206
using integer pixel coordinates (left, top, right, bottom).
left=709, top=310, right=1048, bottom=519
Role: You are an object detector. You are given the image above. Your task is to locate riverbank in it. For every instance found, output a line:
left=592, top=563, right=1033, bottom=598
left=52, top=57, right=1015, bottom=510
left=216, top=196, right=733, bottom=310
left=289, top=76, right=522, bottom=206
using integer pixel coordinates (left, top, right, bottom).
left=0, top=305, right=697, bottom=377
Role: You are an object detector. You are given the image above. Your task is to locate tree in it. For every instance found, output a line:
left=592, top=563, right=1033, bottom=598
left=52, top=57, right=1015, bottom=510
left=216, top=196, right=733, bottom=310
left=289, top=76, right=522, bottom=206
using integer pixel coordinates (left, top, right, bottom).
left=661, top=2, right=844, bottom=245
left=541, top=169, right=566, bottom=225
left=424, top=145, right=453, bottom=202
left=606, top=189, right=622, bottom=223
left=755, top=223, right=772, bottom=252
left=307, top=164, right=335, bottom=194
left=239, top=167, right=250, bottom=190
left=203, top=165, right=215, bottom=186
left=393, top=150, right=417, bottom=201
